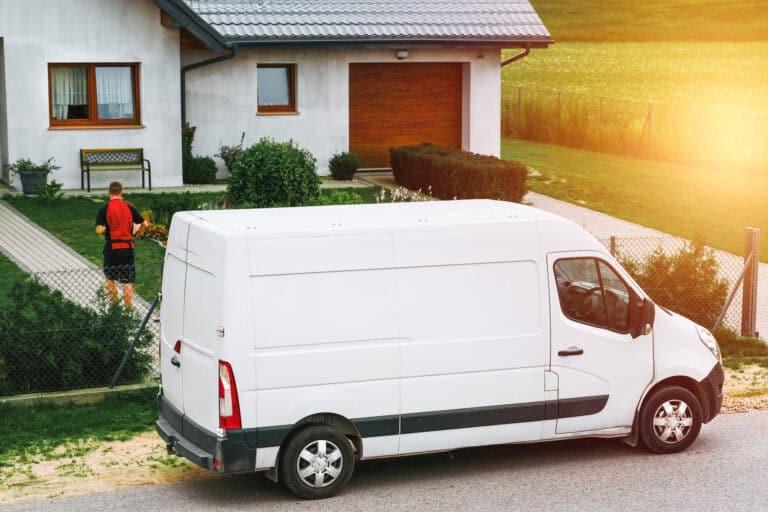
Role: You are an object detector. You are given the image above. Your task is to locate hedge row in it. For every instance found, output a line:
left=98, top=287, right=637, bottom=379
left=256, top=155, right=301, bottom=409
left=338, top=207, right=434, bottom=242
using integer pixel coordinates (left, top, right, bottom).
left=390, top=144, right=528, bottom=202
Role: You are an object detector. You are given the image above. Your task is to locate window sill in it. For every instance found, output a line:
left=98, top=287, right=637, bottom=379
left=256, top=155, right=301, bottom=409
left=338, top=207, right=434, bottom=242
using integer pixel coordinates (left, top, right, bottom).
left=256, top=111, right=300, bottom=117
left=48, top=124, right=145, bottom=131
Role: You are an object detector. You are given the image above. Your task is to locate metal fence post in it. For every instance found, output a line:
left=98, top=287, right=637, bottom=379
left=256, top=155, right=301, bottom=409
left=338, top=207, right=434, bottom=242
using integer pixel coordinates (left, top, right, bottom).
left=741, top=228, right=760, bottom=337
left=556, top=90, right=562, bottom=142
left=610, top=235, right=617, bottom=258
left=517, top=86, right=522, bottom=136
left=598, top=96, right=603, bottom=146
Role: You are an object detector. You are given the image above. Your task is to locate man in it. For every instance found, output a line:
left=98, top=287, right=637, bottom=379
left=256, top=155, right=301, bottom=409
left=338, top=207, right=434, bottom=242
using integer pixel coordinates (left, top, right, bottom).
left=95, top=181, right=149, bottom=308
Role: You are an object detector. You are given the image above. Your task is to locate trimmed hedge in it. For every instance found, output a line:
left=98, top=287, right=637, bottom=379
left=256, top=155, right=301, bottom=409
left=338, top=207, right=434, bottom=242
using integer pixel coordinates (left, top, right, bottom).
left=390, top=144, right=528, bottom=202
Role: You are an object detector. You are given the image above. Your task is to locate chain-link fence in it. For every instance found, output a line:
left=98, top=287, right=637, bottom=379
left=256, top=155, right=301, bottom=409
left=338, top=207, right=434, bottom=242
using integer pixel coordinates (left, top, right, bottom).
left=501, top=87, right=768, bottom=171
left=0, top=235, right=760, bottom=396
left=597, top=236, right=751, bottom=333
left=0, top=261, right=162, bottom=396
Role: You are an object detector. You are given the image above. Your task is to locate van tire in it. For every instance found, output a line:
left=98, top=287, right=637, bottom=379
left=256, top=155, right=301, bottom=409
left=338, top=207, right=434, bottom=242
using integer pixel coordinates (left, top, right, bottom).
left=279, top=424, right=355, bottom=500
left=640, top=386, right=703, bottom=454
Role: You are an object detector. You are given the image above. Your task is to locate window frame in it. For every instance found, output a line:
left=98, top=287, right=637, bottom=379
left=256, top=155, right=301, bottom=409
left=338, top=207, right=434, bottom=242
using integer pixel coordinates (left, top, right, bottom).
left=48, top=63, right=141, bottom=128
left=256, top=64, right=297, bottom=114
left=553, top=256, right=636, bottom=335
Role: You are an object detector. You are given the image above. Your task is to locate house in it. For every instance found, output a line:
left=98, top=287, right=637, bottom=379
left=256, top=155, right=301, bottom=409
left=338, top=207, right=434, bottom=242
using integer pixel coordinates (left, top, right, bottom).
left=0, top=0, right=551, bottom=190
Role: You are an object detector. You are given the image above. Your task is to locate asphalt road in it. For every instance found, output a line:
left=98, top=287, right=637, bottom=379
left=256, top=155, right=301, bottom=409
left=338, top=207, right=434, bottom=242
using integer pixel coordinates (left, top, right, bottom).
left=5, top=412, right=768, bottom=512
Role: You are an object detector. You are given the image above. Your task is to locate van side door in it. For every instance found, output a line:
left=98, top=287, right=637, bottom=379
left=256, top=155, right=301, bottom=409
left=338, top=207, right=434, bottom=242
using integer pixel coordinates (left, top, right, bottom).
left=547, top=252, right=653, bottom=434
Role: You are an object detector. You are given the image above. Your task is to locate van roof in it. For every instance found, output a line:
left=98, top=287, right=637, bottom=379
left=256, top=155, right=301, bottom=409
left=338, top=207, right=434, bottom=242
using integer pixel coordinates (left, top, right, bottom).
left=182, top=199, right=559, bottom=236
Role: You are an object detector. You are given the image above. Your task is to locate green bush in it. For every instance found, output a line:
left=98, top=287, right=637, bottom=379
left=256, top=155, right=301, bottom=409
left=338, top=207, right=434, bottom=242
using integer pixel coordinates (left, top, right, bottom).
left=216, top=133, right=246, bottom=173
left=0, top=278, right=153, bottom=395
left=143, top=192, right=201, bottom=226
left=621, top=242, right=729, bottom=328
left=227, top=138, right=320, bottom=207
left=329, top=152, right=361, bottom=181
left=390, top=144, right=528, bottom=202
left=184, top=156, right=217, bottom=185
left=182, top=123, right=195, bottom=182
left=714, top=327, right=768, bottom=358
left=305, top=190, right=364, bottom=206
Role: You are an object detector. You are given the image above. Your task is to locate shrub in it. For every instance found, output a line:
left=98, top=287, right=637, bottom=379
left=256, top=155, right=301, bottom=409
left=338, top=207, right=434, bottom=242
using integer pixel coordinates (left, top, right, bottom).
left=38, top=180, right=64, bottom=202
left=620, top=241, right=729, bottom=328
left=305, top=190, right=364, bottom=206
left=714, top=327, right=768, bottom=358
left=185, top=156, right=217, bottom=185
left=142, top=192, right=200, bottom=225
left=182, top=123, right=196, bottom=182
left=328, top=152, right=361, bottom=181
left=0, top=278, right=153, bottom=395
left=390, top=144, right=528, bottom=202
left=216, top=133, right=246, bottom=173
left=228, top=138, right=320, bottom=207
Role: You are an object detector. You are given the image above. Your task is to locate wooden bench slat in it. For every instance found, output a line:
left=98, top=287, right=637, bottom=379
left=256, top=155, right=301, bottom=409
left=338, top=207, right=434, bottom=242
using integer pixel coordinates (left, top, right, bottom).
left=80, top=148, right=151, bottom=192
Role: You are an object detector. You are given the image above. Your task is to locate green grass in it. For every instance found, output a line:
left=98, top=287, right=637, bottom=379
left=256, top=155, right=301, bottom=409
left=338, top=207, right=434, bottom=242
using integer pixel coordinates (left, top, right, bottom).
left=502, top=138, right=768, bottom=262
left=501, top=42, right=768, bottom=170
left=530, top=0, right=768, bottom=42
left=0, top=253, right=26, bottom=309
left=0, top=388, right=156, bottom=465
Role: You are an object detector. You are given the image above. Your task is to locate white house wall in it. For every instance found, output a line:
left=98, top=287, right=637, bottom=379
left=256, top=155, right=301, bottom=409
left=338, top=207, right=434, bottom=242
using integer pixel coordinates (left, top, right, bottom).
left=184, top=47, right=502, bottom=176
left=0, top=0, right=182, bottom=190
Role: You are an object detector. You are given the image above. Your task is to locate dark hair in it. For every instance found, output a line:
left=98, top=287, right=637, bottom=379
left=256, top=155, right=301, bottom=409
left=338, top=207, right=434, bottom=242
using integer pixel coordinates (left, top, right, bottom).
left=109, top=181, right=123, bottom=196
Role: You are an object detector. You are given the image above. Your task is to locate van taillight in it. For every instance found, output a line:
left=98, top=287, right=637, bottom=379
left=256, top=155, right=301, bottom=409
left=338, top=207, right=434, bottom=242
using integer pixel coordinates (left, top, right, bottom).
left=218, top=360, right=242, bottom=430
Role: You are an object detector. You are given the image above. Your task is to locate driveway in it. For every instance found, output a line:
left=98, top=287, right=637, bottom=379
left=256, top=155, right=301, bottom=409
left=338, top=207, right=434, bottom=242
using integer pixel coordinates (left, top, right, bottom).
left=6, top=411, right=767, bottom=512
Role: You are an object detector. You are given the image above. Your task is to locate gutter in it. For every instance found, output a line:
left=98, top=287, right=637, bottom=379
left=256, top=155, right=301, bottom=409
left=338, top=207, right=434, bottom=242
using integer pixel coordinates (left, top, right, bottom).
left=154, top=0, right=227, bottom=52
left=501, top=45, right=532, bottom=67
left=180, top=48, right=237, bottom=127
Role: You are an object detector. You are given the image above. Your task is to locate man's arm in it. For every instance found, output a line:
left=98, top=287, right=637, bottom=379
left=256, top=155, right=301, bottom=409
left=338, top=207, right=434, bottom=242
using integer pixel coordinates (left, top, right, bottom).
left=130, top=205, right=150, bottom=236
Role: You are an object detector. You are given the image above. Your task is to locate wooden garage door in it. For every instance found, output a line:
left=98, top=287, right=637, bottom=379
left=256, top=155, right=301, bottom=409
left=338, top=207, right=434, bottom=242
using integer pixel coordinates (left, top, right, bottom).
left=349, top=63, right=463, bottom=168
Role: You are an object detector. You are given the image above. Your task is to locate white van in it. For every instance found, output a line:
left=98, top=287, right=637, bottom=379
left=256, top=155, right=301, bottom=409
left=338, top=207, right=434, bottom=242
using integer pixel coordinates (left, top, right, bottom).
left=156, top=199, right=723, bottom=499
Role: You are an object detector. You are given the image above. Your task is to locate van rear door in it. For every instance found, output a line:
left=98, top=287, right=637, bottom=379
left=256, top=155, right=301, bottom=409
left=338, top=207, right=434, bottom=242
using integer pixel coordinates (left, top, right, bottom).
left=159, top=214, right=193, bottom=413
left=179, top=222, right=221, bottom=431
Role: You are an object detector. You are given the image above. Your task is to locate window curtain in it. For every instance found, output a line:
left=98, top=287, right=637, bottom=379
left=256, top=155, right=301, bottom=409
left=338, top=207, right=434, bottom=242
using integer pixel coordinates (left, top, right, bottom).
left=95, top=67, right=134, bottom=119
left=51, top=67, right=88, bottom=120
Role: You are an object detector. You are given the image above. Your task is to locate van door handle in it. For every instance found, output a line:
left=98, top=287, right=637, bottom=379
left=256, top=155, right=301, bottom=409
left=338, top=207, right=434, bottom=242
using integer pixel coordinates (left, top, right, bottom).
left=171, top=355, right=180, bottom=367
left=558, top=347, right=584, bottom=357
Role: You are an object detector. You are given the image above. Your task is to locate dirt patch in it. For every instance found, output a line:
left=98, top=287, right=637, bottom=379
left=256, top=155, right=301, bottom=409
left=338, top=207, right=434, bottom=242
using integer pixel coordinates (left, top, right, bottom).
left=0, top=431, right=213, bottom=504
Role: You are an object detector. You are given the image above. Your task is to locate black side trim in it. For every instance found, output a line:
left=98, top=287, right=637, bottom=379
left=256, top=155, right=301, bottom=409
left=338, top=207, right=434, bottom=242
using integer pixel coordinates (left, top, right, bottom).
left=401, top=401, right=546, bottom=434
left=354, top=415, right=400, bottom=437
left=557, top=395, right=609, bottom=419
left=251, top=426, right=292, bottom=449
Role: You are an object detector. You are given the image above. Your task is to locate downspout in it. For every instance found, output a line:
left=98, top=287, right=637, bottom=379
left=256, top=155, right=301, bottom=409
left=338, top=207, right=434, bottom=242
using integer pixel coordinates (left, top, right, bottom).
left=501, top=45, right=531, bottom=67
left=180, top=46, right=237, bottom=127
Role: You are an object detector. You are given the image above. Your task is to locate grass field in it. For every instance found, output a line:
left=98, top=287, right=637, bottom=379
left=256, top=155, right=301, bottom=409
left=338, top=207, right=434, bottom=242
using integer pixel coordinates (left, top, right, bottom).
left=529, top=0, right=768, bottom=42
left=502, top=138, right=768, bottom=262
left=501, top=42, right=768, bottom=170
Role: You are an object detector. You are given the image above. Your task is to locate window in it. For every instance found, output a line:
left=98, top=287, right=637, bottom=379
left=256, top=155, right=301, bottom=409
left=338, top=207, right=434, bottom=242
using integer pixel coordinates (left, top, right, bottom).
left=257, top=64, right=296, bottom=113
left=553, top=258, right=635, bottom=333
left=48, top=63, right=140, bottom=127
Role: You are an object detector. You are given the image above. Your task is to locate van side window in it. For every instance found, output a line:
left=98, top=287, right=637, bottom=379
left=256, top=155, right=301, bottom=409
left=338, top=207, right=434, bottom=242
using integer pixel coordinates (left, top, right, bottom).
left=554, top=258, right=631, bottom=333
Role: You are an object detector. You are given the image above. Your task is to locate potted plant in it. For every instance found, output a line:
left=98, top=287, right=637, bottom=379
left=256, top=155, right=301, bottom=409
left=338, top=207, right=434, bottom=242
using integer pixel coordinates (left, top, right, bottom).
left=10, top=158, right=60, bottom=194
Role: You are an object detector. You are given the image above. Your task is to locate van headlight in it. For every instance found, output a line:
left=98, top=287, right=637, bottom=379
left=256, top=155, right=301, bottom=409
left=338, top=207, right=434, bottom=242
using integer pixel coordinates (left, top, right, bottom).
left=696, top=326, right=722, bottom=363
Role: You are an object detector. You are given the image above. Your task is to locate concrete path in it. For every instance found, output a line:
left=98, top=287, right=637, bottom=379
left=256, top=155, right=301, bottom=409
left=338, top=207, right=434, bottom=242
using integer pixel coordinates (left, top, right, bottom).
left=7, top=411, right=767, bottom=512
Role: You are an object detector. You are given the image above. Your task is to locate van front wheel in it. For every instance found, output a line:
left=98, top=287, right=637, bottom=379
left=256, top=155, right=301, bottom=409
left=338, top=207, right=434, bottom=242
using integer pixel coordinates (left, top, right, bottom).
left=640, top=386, right=702, bottom=454
left=280, top=425, right=355, bottom=499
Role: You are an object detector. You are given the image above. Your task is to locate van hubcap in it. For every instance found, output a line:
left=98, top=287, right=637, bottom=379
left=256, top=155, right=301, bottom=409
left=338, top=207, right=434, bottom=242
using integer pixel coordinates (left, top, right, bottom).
left=653, top=399, right=693, bottom=444
left=296, top=439, right=343, bottom=488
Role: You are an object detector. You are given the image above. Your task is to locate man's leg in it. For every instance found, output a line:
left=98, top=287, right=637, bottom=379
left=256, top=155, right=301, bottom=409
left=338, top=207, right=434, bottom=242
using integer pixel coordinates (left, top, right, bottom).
left=105, top=279, right=119, bottom=303
left=123, top=283, right=134, bottom=308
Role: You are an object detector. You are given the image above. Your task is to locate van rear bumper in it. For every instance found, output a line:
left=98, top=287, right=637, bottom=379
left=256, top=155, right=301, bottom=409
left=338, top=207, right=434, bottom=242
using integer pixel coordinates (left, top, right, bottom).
left=156, top=391, right=257, bottom=473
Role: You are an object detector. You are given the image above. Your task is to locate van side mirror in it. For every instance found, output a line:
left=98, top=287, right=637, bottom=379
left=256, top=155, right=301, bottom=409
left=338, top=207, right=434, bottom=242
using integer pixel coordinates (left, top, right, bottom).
left=631, top=298, right=656, bottom=339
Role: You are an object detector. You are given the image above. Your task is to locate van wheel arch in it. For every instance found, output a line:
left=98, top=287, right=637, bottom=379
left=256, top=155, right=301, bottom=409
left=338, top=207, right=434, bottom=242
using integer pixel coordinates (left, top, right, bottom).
left=629, top=376, right=710, bottom=447
left=271, top=413, right=363, bottom=483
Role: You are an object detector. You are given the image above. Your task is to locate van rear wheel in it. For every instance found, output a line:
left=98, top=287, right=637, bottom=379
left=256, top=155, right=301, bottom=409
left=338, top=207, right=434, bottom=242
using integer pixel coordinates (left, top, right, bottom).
left=640, top=386, right=702, bottom=454
left=280, top=425, right=355, bottom=499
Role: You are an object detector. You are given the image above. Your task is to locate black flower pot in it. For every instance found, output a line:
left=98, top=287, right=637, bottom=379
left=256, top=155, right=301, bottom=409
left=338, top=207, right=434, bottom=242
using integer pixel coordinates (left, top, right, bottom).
left=18, top=171, right=49, bottom=194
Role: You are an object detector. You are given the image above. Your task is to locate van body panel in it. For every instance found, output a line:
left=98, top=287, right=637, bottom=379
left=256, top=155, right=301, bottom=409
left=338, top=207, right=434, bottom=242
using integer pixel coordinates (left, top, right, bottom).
left=651, top=306, right=717, bottom=383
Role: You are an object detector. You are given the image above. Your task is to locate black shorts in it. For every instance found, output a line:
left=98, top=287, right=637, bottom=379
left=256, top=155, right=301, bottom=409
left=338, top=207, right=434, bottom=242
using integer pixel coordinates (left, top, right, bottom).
left=104, top=248, right=136, bottom=284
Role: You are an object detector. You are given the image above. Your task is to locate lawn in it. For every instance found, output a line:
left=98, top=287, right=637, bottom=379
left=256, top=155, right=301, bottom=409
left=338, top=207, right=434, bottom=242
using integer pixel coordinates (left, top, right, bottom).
left=0, top=253, right=26, bottom=309
left=502, top=138, right=768, bottom=262
left=529, top=0, right=768, bottom=42
left=3, top=187, right=382, bottom=299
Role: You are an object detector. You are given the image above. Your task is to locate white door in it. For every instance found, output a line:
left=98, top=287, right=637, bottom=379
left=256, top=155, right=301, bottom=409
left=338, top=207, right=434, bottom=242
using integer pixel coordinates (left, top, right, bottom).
left=547, top=252, right=653, bottom=434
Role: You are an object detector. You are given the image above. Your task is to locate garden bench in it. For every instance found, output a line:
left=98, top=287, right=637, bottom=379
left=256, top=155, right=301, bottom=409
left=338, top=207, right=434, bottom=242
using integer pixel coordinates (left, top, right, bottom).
left=80, top=148, right=151, bottom=192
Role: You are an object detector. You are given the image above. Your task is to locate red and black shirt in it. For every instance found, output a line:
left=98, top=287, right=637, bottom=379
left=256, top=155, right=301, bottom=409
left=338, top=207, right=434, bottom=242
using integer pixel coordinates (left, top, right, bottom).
left=95, top=198, right=144, bottom=252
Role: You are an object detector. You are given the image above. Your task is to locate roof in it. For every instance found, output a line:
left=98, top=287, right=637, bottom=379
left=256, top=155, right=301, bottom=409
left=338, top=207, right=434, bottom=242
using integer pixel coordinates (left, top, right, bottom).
left=178, top=0, right=552, bottom=47
left=184, top=199, right=558, bottom=236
